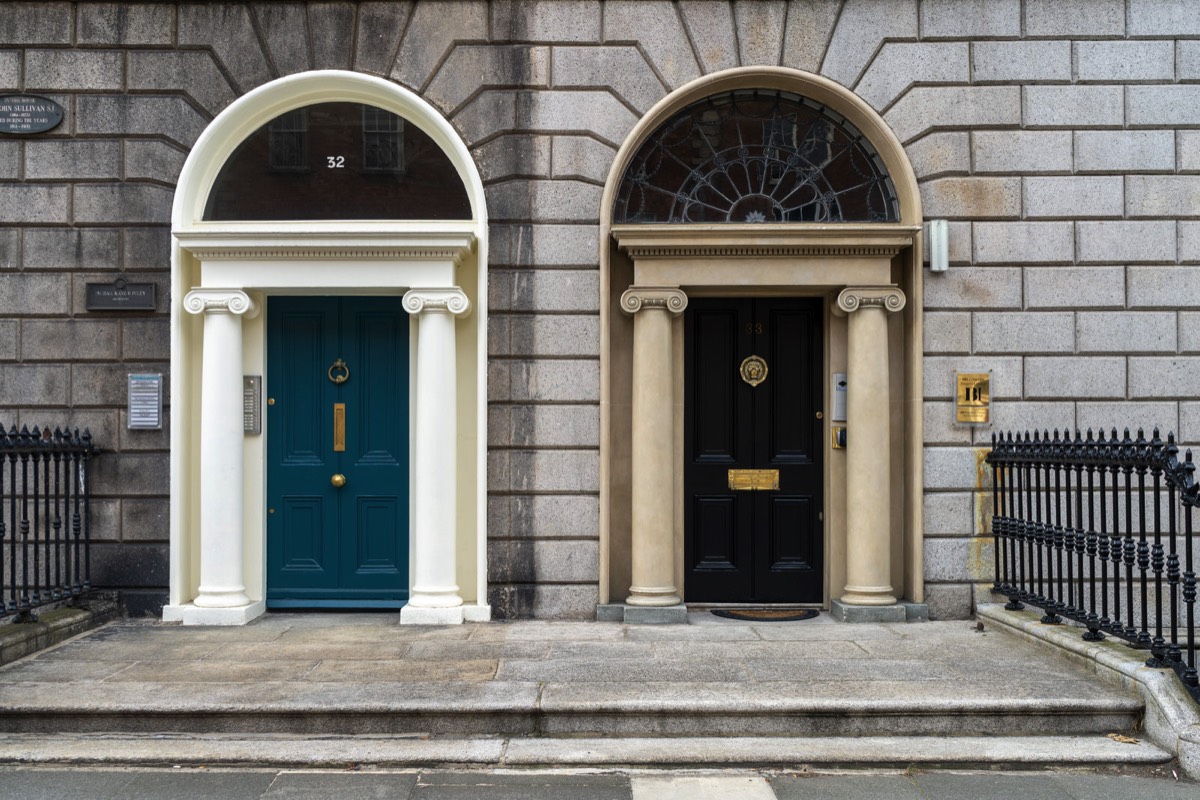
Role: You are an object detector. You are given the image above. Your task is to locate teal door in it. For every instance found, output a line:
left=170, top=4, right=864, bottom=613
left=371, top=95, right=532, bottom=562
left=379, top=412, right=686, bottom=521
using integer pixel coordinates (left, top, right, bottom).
left=266, top=296, right=409, bottom=607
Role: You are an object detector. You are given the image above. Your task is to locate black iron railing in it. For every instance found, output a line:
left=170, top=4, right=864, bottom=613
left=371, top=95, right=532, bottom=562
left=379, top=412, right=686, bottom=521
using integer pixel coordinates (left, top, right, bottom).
left=0, top=426, right=96, bottom=622
left=987, top=428, right=1199, bottom=702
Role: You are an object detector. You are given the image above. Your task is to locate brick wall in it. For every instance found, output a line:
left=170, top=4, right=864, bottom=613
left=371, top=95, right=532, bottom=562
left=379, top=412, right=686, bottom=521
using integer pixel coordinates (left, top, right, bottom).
left=1, top=0, right=1197, bottom=619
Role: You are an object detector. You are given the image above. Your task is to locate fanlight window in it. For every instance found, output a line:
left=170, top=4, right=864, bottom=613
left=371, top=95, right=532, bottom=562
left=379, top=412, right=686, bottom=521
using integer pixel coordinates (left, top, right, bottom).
left=614, top=90, right=898, bottom=224
left=205, top=102, right=470, bottom=221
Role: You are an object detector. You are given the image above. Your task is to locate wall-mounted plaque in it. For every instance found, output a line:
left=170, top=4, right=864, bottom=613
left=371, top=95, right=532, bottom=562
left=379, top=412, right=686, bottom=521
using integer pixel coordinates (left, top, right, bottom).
left=86, top=278, right=156, bottom=311
left=956, top=371, right=991, bottom=425
left=0, top=95, right=64, bottom=135
left=128, top=374, right=163, bottom=430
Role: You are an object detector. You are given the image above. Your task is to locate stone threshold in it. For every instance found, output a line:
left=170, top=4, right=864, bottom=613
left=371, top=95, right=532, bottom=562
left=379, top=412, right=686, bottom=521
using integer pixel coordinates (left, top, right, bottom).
left=977, top=602, right=1200, bottom=781
left=0, top=595, right=120, bottom=666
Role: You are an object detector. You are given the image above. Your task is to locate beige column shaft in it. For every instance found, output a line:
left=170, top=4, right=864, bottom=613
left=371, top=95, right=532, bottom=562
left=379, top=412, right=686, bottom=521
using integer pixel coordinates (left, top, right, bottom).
left=837, top=287, right=906, bottom=606
left=621, top=287, right=687, bottom=607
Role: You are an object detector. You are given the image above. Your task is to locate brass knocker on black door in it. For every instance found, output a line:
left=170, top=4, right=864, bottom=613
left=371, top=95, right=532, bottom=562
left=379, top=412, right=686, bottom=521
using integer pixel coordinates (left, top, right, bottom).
left=740, top=354, right=767, bottom=387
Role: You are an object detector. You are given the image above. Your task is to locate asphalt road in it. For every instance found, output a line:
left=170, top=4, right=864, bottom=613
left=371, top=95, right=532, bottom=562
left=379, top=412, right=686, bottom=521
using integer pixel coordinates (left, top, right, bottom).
left=0, top=766, right=1195, bottom=800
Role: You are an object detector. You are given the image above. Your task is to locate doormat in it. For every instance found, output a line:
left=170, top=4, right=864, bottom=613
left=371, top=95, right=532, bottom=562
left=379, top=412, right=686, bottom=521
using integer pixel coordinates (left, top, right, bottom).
left=710, top=608, right=819, bottom=622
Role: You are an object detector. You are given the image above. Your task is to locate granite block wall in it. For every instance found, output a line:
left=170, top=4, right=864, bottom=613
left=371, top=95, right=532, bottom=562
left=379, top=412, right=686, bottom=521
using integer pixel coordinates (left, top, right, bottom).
left=2, top=0, right=1197, bottom=619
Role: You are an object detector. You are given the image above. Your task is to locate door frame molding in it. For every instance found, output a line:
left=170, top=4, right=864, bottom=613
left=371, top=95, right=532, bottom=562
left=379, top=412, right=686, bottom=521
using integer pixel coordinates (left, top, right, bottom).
left=165, top=71, right=489, bottom=625
left=600, top=67, right=925, bottom=612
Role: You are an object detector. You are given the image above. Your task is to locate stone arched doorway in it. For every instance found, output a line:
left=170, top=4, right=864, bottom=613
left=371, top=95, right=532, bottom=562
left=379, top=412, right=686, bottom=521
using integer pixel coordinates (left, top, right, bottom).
left=164, top=71, right=489, bottom=625
left=598, top=68, right=925, bottom=623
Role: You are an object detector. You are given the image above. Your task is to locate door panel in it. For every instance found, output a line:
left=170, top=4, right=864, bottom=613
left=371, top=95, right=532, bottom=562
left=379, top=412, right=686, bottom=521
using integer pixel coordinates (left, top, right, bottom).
left=267, top=296, right=409, bottom=607
left=685, top=297, right=823, bottom=604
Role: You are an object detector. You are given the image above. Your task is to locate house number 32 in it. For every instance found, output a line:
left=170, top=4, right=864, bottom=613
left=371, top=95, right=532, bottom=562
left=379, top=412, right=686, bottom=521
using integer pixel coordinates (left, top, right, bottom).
left=326, top=156, right=345, bottom=168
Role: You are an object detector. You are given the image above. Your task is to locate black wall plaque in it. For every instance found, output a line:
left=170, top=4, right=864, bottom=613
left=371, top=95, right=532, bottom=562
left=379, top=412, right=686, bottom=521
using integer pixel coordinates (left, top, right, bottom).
left=0, top=95, right=64, bottom=135
left=86, top=278, right=157, bottom=311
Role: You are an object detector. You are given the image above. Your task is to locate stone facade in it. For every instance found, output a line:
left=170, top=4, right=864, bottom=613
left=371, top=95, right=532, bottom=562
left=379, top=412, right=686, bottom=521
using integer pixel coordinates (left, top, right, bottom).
left=1, top=0, right=1198, bottom=620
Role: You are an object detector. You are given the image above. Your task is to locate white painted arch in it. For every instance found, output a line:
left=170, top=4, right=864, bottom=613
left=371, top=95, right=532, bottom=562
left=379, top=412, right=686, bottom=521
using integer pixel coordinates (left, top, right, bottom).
left=166, top=70, right=490, bottom=624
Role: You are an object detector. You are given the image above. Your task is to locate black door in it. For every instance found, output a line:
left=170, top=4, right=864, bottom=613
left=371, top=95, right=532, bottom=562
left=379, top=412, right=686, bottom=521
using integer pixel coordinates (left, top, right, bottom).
left=684, top=298, right=824, bottom=603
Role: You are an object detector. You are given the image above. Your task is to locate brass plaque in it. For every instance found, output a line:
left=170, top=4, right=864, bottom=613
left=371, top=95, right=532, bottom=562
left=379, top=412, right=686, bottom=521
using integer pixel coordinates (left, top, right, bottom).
left=333, top=403, right=346, bottom=452
left=727, top=469, right=780, bottom=491
left=956, top=372, right=990, bottom=424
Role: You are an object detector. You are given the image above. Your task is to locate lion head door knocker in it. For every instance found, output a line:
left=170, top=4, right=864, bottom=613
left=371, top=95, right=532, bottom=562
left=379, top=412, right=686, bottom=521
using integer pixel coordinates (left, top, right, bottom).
left=739, top=355, right=768, bottom=387
left=327, top=358, right=350, bottom=384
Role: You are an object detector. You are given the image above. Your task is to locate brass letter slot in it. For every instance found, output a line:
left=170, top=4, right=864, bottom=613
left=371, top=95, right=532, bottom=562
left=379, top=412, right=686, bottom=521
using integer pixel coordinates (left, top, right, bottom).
left=333, top=403, right=346, bottom=452
left=727, top=469, right=780, bottom=491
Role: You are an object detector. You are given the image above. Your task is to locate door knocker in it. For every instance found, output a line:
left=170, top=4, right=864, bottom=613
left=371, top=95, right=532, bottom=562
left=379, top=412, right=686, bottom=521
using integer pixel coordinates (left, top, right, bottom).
left=739, top=355, right=768, bottom=387
left=327, top=358, right=350, bottom=384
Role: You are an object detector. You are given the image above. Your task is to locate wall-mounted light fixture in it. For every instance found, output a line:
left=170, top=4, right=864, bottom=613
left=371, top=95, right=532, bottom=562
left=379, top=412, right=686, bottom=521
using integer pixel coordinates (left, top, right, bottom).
left=928, top=219, right=949, bottom=273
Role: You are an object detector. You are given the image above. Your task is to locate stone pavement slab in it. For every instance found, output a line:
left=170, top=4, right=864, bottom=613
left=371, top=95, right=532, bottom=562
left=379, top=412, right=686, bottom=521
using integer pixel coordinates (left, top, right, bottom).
left=631, top=774, right=775, bottom=800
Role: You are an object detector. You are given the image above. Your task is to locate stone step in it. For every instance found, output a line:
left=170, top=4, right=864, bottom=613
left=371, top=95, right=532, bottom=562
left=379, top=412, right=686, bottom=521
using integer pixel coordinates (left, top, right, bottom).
left=0, top=681, right=1145, bottom=738
left=0, top=733, right=1172, bottom=769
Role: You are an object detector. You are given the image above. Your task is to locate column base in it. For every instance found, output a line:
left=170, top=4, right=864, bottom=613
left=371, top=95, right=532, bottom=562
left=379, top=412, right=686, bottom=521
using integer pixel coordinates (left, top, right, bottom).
left=625, top=587, right=682, bottom=607
left=830, top=599, right=928, bottom=623
left=162, top=600, right=265, bottom=626
left=193, top=586, right=252, bottom=608
left=400, top=605, right=464, bottom=625
left=839, top=586, right=898, bottom=606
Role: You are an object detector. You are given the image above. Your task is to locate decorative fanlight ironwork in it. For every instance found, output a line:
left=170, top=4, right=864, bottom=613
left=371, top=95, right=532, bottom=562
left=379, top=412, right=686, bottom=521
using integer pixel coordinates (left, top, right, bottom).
left=614, top=90, right=899, bottom=224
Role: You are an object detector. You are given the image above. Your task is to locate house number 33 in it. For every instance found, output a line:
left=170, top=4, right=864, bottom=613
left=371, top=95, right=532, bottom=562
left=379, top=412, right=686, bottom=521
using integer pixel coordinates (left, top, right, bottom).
left=326, top=156, right=345, bottom=168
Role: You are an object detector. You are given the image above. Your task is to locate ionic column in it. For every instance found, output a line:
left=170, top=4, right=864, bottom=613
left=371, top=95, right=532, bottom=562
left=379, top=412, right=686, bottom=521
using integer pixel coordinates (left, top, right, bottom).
left=621, top=286, right=688, bottom=607
left=836, top=286, right=906, bottom=607
left=183, top=289, right=258, bottom=609
left=400, top=287, right=470, bottom=624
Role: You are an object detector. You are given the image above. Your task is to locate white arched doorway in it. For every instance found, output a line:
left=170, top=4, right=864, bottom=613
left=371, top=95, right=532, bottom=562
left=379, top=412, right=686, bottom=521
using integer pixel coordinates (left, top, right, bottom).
left=164, top=71, right=489, bottom=625
left=599, top=68, right=926, bottom=622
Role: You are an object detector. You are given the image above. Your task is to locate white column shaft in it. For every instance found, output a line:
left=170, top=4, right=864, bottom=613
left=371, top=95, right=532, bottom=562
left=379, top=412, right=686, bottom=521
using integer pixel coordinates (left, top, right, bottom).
left=195, top=308, right=249, bottom=608
left=410, top=307, right=462, bottom=608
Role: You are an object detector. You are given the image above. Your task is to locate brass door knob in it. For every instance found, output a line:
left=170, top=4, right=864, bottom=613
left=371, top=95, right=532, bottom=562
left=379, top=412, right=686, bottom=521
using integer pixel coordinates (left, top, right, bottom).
left=330, top=473, right=346, bottom=488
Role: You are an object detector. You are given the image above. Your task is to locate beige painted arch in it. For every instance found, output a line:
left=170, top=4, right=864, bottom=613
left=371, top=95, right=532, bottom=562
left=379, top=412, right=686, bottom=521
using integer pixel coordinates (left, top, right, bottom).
left=598, top=67, right=926, bottom=609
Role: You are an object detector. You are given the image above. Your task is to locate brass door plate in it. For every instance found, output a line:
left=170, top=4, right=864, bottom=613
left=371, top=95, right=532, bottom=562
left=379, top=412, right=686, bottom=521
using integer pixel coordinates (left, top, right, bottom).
left=728, top=469, right=779, bottom=491
left=333, top=402, right=346, bottom=452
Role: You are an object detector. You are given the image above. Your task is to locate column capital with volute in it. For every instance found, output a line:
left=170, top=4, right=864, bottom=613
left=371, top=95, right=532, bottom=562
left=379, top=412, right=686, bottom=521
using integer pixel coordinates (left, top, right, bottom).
left=183, top=288, right=259, bottom=318
left=620, top=286, right=688, bottom=316
left=403, top=287, right=471, bottom=317
left=835, top=286, right=906, bottom=316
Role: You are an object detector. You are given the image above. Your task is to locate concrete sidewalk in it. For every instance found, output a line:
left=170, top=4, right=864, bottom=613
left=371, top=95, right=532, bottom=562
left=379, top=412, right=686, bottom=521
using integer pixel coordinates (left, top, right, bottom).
left=0, top=767, right=1195, bottom=800
left=0, top=610, right=1172, bottom=769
